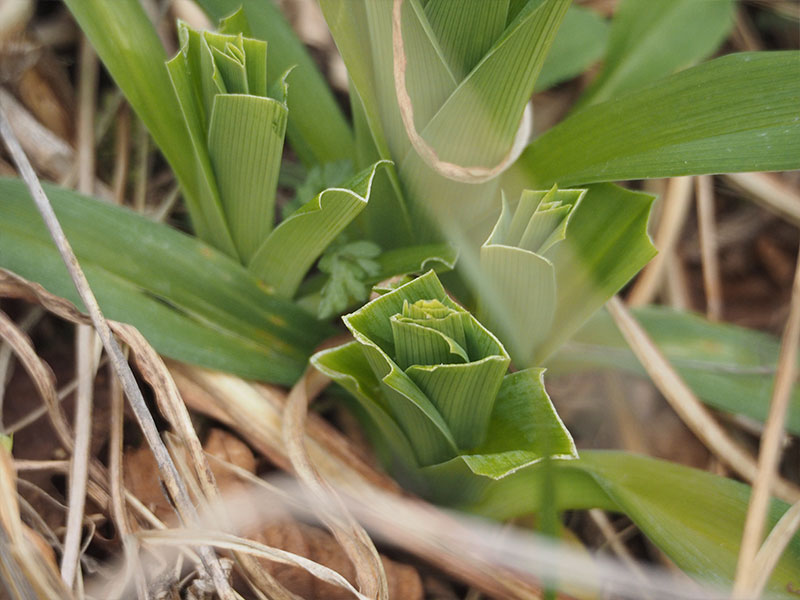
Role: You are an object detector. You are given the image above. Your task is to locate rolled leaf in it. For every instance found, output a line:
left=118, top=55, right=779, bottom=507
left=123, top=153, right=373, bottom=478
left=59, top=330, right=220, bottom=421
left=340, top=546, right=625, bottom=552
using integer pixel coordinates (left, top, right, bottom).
left=168, top=22, right=288, bottom=263
left=478, top=186, right=583, bottom=366
left=194, top=0, right=355, bottom=165
left=477, top=184, right=656, bottom=366
left=323, top=0, right=571, bottom=244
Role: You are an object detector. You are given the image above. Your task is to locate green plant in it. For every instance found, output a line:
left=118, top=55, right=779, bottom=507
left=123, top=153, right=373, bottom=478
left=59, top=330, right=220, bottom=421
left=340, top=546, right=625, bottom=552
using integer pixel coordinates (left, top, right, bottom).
left=1, top=0, right=799, bottom=594
left=313, top=270, right=577, bottom=492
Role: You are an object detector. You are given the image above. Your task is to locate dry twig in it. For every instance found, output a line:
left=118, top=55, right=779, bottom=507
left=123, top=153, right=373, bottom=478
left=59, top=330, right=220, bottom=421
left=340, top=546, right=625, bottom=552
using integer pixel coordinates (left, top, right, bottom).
left=733, top=244, right=800, bottom=596
left=283, top=367, right=389, bottom=600
left=725, top=172, right=800, bottom=227
left=606, top=296, right=800, bottom=503
left=695, top=176, right=723, bottom=321
left=60, top=35, right=99, bottom=588
left=628, top=177, right=694, bottom=307
left=0, top=107, right=237, bottom=600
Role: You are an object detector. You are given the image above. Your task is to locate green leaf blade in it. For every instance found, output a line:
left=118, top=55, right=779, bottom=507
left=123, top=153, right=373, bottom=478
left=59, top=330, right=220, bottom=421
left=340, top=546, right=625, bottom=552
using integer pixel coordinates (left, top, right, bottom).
left=0, top=178, right=328, bottom=384
left=549, top=306, right=800, bottom=435
left=575, top=0, right=735, bottom=108
left=468, top=451, right=800, bottom=596
left=534, top=5, right=608, bottom=93
left=519, top=52, right=800, bottom=186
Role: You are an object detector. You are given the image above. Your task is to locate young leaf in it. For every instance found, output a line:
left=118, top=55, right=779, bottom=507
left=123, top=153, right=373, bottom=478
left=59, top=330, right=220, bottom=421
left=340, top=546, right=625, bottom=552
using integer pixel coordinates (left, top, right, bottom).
left=169, top=23, right=289, bottom=263
left=248, top=162, right=387, bottom=298
left=433, top=368, right=577, bottom=480
left=0, top=178, right=329, bottom=385
left=313, top=271, right=575, bottom=477
left=296, top=242, right=458, bottom=316
left=194, top=0, right=355, bottom=166
left=317, top=240, right=381, bottom=319
left=476, top=184, right=656, bottom=366
left=478, top=187, right=583, bottom=366
left=516, top=52, right=800, bottom=187
left=64, top=0, right=236, bottom=255
left=323, top=0, right=572, bottom=245
left=208, top=91, right=287, bottom=261
left=406, top=0, right=571, bottom=168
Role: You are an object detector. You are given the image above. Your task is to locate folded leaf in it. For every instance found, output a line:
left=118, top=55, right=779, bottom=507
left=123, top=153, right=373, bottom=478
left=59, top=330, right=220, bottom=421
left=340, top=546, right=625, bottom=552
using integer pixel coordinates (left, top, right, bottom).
left=248, top=162, right=386, bottom=298
left=168, top=23, right=288, bottom=262
left=411, top=0, right=570, bottom=167
left=477, top=184, right=655, bottom=366
left=208, top=92, right=287, bottom=261
left=432, top=368, right=577, bottom=480
left=478, top=187, right=583, bottom=366
left=324, top=0, right=571, bottom=244
left=314, top=271, right=575, bottom=479
left=194, top=0, right=355, bottom=166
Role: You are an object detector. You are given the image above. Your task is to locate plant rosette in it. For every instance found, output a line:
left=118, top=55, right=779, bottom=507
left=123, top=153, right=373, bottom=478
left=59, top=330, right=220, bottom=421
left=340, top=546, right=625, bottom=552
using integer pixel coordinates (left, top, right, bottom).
left=312, top=270, right=576, bottom=503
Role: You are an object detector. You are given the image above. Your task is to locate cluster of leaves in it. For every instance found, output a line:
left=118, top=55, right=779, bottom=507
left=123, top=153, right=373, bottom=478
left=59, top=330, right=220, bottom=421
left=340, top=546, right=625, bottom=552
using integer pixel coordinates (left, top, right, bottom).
left=0, top=0, right=798, bottom=594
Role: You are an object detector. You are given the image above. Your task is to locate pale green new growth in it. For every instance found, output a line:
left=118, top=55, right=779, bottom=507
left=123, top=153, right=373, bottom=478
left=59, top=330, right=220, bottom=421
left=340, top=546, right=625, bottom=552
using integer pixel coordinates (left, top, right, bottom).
left=478, top=184, right=656, bottom=367
left=479, top=186, right=582, bottom=366
left=313, top=271, right=576, bottom=475
left=167, top=21, right=286, bottom=262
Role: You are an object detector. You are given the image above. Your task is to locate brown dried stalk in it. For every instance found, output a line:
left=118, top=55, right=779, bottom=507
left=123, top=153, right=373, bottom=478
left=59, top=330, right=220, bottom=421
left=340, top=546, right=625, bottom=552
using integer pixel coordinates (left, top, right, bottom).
left=0, top=101, right=236, bottom=599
